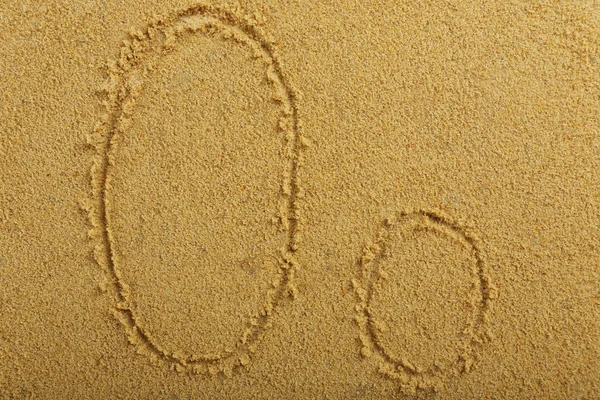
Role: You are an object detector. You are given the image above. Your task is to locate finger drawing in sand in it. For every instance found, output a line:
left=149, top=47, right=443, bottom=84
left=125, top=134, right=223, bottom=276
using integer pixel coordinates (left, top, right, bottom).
left=87, top=4, right=304, bottom=375
left=353, top=209, right=497, bottom=394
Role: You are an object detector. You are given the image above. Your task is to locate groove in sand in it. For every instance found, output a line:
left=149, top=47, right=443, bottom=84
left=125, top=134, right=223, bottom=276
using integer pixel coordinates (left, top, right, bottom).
left=86, top=4, right=304, bottom=376
left=352, top=209, right=497, bottom=394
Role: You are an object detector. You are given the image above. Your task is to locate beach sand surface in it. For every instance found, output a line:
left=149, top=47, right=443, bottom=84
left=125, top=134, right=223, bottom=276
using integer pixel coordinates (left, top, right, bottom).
left=1, top=1, right=599, bottom=398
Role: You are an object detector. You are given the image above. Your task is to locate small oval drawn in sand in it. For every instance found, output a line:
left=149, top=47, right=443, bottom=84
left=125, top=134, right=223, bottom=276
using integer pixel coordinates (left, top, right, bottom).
left=352, top=209, right=496, bottom=394
left=87, top=4, right=303, bottom=376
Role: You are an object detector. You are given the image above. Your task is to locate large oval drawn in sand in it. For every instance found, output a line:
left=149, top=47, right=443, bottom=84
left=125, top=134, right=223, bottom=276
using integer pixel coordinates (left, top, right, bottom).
left=353, top=210, right=494, bottom=391
left=90, top=6, right=301, bottom=374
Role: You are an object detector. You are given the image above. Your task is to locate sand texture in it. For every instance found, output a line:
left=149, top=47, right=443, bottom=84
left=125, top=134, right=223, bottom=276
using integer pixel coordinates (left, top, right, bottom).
left=1, top=1, right=599, bottom=399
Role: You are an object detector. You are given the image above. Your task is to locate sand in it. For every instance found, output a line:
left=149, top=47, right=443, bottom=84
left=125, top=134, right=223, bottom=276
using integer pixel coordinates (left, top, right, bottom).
left=1, top=1, right=599, bottom=398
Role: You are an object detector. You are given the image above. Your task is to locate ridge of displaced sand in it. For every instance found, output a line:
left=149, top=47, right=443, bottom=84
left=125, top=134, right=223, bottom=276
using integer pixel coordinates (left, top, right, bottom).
left=84, top=3, right=305, bottom=376
left=352, top=209, right=498, bottom=394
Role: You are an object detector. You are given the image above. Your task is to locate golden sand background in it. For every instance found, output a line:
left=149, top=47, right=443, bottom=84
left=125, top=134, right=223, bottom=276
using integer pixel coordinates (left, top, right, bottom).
left=1, top=1, right=599, bottom=398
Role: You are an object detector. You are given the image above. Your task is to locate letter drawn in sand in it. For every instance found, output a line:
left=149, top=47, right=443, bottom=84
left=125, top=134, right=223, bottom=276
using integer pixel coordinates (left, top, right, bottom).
left=87, top=5, right=303, bottom=376
left=352, top=209, right=497, bottom=394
